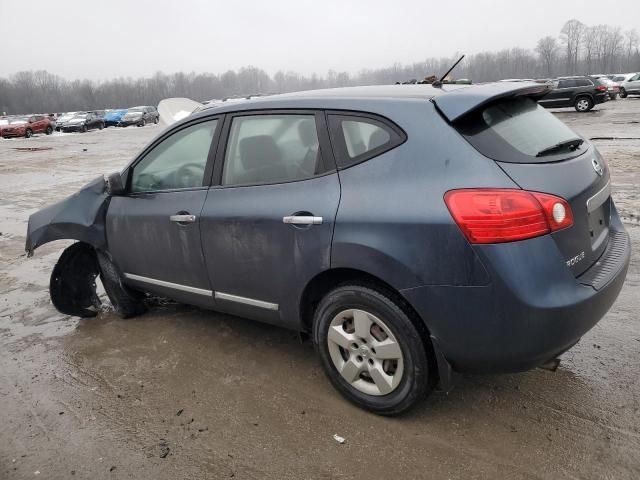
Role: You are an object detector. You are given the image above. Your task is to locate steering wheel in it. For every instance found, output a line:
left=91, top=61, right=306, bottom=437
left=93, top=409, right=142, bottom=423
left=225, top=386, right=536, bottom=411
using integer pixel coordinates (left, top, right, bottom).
left=175, top=162, right=206, bottom=188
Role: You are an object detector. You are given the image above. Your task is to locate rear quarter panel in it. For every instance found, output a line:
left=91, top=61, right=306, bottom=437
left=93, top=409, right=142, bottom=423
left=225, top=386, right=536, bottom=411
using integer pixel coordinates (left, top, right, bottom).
left=331, top=100, right=518, bottom=289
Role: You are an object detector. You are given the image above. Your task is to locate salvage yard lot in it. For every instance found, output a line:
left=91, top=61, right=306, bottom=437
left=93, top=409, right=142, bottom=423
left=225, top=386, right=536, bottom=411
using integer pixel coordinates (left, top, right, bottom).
left=1, top=100, right=639, bottom=479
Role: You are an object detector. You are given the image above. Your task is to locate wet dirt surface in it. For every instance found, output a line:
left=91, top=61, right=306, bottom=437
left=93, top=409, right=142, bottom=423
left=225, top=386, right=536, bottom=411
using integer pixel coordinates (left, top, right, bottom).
left=1, top=101, right=639, bottom=479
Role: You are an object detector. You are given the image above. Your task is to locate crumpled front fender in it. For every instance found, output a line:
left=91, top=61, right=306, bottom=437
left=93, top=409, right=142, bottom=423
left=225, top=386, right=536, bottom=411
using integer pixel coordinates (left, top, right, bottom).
left=25, top=175, right=110, bottom=255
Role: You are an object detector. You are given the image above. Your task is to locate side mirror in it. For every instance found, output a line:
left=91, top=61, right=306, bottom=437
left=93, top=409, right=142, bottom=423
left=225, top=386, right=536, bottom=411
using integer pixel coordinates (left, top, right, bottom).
left=106, top=171, right=125, bottom=195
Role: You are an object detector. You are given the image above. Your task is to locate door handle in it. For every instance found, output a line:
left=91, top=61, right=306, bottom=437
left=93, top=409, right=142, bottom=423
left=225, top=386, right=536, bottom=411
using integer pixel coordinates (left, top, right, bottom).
left=283, top=216, right=323, bottom=225
left=170, top=214, right=196, bottom=223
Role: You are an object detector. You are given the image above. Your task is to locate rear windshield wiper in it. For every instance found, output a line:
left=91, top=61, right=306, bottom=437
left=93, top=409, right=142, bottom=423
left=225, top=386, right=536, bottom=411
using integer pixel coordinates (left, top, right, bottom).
left=536, top=138, right=584, bottom=157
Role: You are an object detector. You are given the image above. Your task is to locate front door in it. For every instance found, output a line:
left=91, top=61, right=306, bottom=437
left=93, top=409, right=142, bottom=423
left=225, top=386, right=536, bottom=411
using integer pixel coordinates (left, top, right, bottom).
left=106, top=118, right=220, bottom=306
left=200, top=112, right=340, bottom=327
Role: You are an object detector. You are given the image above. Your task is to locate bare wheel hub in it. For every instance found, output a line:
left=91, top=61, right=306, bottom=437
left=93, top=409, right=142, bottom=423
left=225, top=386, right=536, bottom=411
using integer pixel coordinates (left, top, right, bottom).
left=327, top=309, right=404, bottom=396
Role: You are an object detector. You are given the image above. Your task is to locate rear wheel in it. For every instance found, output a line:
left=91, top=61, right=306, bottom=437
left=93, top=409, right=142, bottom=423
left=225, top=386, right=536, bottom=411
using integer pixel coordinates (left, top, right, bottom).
left=314, top=285, right=434, bottom=415
left=81, top=125, right=87, bottom=133
left=138, top=119, right=147, bottom=127
left=98, top=122, right=104, bottom=130
left=25, top=129, right=33, bottom=138
left=574, top=96, right=593, bottom=112
left=45, top=126, right=53, bottom=135
left=619, top=88, right=627, bottom=98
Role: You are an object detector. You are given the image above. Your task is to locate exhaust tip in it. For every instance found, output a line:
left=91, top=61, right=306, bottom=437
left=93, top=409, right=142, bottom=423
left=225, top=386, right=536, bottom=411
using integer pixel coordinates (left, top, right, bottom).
left=539, top=358, right=561, bottom=372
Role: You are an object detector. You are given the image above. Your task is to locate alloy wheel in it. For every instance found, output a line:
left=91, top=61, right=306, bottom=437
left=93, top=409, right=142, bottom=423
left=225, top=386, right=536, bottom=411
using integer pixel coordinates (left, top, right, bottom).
left=576, top=99, right=590, bottom=111
left=327, top=309, right=404, bottom=396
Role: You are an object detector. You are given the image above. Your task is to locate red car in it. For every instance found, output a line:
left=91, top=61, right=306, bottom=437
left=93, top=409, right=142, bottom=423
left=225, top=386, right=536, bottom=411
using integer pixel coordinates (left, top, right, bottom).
left=0, top=115, right=55, bottom=138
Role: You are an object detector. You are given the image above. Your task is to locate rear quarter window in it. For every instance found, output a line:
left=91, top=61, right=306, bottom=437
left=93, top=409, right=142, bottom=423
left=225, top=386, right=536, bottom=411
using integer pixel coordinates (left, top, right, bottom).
left=328, top=113, right=406, bottom=169
left=454, top=97, right=586, bottom=164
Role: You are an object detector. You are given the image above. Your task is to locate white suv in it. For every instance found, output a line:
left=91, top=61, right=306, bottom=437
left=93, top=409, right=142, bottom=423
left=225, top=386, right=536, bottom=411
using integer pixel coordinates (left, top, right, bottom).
left=620, top=73, right=640, bottom=98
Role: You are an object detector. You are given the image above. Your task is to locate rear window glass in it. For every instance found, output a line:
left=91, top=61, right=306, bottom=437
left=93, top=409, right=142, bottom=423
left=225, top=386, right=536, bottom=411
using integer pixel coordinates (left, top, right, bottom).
left=455, top=97, right=586, bottom=163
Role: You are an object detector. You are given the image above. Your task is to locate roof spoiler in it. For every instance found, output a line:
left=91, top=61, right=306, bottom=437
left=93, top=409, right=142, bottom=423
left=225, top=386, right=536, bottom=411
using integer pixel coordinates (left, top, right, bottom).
left=432, top=82, right=553, bottom=122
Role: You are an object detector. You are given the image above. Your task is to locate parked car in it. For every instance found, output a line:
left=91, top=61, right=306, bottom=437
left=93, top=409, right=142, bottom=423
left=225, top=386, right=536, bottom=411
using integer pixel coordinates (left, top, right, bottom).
left=595, top=77, right=620, bottom=100
left=538, top=76, right=608, bottom=111
left=0, top=115, right=54, bottom=138
left=26, top=83, right=630, bottom=415
left=620, top=72, right=640, bottom=98
left=104, top=109, right=127, bottom=127
left=61, top=112, right=105, bottom=133
left=120, top=106, right=160, bottom=127
left=55, top=112, right=78, bottom=131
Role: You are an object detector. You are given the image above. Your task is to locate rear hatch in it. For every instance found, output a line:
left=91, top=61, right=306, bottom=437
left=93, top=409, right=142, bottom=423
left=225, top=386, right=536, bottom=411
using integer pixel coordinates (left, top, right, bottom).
left=435, top=90, right=611, bottom=276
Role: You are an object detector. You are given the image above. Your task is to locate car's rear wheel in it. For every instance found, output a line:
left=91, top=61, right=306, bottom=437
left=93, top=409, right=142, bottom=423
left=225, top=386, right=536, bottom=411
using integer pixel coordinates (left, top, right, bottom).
left=25, top=129, right=33, bottom=138
left=45, top=126, right=53, bottom=135
left=138, top=119, right=146, bottom=127
left=314, top=285, right=434, bottom=415
left=619, top=88, right=627, bottom=98
left=81, top=125, right=88, bottom=133
left=98, top=122, right=104, bottom=130
left=574, top=96, right=593, bottom=112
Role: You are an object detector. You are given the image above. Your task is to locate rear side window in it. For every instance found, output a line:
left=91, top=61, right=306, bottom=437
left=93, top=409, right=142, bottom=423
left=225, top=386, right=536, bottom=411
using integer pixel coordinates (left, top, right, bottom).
left=455, top=97, right=585, bottom=164
left=328, top=114, right=405, bottom=169
left=575, top=79, right=593, bottom=87
left=558, top=79, right=575, bottom=88
left=222, top=114, right=331, bottom=186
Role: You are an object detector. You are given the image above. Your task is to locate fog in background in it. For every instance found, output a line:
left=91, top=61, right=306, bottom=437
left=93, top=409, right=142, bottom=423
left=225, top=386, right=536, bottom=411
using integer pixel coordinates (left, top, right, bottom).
left=0, top=0, right=639, bottom=113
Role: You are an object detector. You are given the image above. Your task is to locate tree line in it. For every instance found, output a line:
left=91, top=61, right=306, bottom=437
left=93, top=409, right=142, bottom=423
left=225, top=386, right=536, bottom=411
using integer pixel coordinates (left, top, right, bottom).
left=0, top=19, right=638, bottom=115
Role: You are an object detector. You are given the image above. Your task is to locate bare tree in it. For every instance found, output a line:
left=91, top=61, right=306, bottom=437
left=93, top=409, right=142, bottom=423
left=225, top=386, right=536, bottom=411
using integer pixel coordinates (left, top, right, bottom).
left=561, top=19, right=584, bottom=74
left=536, top=36, right=559, bottom=77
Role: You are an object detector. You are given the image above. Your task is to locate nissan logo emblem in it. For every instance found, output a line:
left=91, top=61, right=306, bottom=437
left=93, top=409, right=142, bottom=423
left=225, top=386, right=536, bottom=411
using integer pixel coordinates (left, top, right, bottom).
left=592, top=158, right=603, bottom=176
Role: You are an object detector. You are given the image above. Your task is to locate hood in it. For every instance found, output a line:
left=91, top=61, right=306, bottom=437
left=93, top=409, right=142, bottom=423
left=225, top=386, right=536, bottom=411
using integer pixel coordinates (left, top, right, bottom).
left=432, top=82, right=552, bottom=122
left=25, top=176, right=110, bottom=255
left=158, top=97, right=202, bottom=128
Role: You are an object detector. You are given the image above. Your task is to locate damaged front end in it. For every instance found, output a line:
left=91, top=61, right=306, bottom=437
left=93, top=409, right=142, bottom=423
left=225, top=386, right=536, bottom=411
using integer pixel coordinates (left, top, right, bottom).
left=26, top=174, right=146, bottom=318
left=25, top=175, right=110, bottom=256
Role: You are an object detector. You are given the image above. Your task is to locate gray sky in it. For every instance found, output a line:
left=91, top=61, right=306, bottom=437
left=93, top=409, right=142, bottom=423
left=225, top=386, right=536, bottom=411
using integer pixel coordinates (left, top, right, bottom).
left=1, top=0, right=638, bottom=80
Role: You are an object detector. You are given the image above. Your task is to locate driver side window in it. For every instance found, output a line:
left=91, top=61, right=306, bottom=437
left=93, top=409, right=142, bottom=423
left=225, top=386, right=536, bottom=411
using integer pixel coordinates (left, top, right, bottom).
left=131, top=119, right=218, bottom=193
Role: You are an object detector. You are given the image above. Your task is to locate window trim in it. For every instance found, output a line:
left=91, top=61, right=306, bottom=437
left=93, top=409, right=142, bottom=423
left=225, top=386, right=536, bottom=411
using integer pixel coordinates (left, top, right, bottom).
left=326, top=110, right=407, bottom=170
left=210, top=109, right=338, bottom=188
left=125, top=115, right=223, bottom=195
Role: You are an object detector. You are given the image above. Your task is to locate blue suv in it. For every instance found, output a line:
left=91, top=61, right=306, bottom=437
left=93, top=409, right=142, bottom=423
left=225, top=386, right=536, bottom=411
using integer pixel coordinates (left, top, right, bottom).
left=27, top=82, right=630, bottom=415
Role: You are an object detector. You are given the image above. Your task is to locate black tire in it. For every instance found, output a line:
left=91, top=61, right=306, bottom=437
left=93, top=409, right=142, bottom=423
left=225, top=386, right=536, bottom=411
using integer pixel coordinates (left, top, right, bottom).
left=98, top=122, right=104, bottom=130
left=313, top=284, right=434, bottom=416
left=153, top=116, right=159, bottom=124
left=619, top=88, right=627, bottom=98
left=45, top=126, right=53, bottom=135
left=81, top=125, right=87, bottom=133
left=574, top=96, right=593, bottom=112
left=25, top=129, right=33, bottom=138
left=138, top=119, right=146, bottom=127
left=96, top=250, right=147, bottom=318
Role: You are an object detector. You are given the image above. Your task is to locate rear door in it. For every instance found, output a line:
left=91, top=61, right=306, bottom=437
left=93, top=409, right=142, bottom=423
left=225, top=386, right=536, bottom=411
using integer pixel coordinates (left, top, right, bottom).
left=539, top=79, right=575, bottom=107
left=200, top=111, right=339, bottom=327
left=106, top=117, right=222, bottom=306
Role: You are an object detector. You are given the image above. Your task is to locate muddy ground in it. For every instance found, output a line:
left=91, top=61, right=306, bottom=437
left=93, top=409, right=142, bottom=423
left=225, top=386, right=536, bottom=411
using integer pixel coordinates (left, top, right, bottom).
left=0, top=100, right=639, bottom=480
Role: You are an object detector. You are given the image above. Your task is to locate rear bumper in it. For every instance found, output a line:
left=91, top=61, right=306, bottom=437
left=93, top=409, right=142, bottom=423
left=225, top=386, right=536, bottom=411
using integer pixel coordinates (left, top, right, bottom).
left=594, top=93, right=608, bottom=104
left=401, top=208, right=630, bottom=374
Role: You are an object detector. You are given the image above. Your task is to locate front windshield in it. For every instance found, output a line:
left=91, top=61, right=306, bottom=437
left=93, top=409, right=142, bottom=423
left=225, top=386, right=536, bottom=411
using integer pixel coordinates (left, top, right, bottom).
left=10, top=117, right=28, bottom=124
left=72, top=114, right=87, bottom=120
left=128, top=109, right=143, bottom=114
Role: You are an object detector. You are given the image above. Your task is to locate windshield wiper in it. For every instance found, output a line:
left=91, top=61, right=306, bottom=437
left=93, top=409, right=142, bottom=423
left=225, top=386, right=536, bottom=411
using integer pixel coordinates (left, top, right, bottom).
left=536, top=138, right=584, bottom=157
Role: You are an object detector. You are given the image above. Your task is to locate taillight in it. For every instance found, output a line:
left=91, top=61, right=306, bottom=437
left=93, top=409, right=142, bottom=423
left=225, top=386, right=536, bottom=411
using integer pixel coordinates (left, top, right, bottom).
left=596, top=85, right=607, bottom=92
left=444, top=189, right=573, bottom=244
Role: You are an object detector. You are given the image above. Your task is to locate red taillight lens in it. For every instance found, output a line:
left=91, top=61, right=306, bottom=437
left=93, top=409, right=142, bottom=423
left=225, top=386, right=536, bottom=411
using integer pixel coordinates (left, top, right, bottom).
left=596, top=85, right=607, bottom=92
left=444, top=189, right=573, bottom=244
